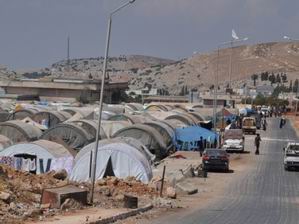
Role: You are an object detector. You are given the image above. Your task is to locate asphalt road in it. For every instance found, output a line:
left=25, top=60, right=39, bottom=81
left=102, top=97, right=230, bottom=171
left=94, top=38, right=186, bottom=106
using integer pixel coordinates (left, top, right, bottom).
left=149, top=118, right=299, bottom=224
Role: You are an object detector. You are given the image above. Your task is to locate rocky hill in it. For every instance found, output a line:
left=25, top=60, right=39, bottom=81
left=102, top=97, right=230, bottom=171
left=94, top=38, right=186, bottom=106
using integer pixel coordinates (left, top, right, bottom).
left=1, top=42, right=299, bottom=95
left=49, top=55, right=175, bottom=79
left=129, top=42, right=299, bottom=94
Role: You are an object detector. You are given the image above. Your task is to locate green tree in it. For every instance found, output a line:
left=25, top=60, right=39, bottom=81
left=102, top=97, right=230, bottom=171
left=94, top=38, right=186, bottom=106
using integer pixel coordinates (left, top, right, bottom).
left=289, top=80, right=293, bottom=91
left=251, top=74, right=258, bottom=86
left=282, top=73, right=288, bottom=83
left=254, top=94, right=266, bottom=105
left=293, top=79, right=299, bottom=93
left=261, top=72, right=269, bottom=81
left=276, top=74, right=281, bottom=83
left=268, top=74, right=276, bottom=85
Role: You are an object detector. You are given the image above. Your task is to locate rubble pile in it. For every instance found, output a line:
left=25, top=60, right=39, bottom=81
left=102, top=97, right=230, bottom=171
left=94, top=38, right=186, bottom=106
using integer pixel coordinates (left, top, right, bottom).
left=78, top=176, right=158, bottom=209
left=0, top=167, right=159, bottom=223
left=0, top=165, right=65, bottom=223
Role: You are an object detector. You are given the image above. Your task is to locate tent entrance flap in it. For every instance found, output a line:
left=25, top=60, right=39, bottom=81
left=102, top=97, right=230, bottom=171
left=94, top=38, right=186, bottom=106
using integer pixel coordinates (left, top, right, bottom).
left=103, top=157, right=115, bottom=178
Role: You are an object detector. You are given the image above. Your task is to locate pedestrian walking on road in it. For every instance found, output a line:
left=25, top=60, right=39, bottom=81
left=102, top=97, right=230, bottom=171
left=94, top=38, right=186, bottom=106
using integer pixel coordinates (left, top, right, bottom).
left=198, top=136, right=204, bottom=157
left=262, top=117, right=267, bottom=131
left=279, top=116, right=286, bottom=129
left=255, top=133, right=261, bottom=155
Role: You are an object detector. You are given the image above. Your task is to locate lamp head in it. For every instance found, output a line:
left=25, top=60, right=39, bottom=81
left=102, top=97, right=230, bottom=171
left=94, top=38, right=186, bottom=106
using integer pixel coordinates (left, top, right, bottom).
left=129, top=0, right=136, bottom=3
left=243, top=37, right=249, bottom=41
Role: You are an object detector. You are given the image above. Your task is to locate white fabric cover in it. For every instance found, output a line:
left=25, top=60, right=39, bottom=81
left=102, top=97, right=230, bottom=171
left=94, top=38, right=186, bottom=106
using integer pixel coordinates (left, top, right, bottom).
left=0, top=140, right=72, bottom=174
left=70, top=141, right=152, bottom=183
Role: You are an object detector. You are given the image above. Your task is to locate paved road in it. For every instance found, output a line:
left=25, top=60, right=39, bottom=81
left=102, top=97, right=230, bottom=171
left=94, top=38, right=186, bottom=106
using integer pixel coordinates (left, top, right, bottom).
left=150, top=118, right=299, bottom=224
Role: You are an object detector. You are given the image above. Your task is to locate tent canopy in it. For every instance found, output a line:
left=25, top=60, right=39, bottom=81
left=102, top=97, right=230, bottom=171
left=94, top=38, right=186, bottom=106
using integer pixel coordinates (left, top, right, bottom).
left=0, top=120, right=42, bottom=143
left=145, top=104, right=169, bottom=112
left=125, top=103, right=144, bottom=112
left=0, top=140, right=73, bottom=174
left=0, top=135, right=12, bottom=150
left=165, top=114, right=196, bottom=126
left=71, top=120, right=107, bottom=139
left=8, top=108, right=39, bottom=120
left=112, top=124, right=167, bottom=159
left=100, top=120, right=131, bottom=138
left=41, top=123, right=94, bottom=150
left=108, top=114, right=150, bottom=124
left=144, top=121, right=175, bottom=148
left=70, top=139, right=153, bottom=183
left=32, top=111, right=72, bottom=128
left=75, top=137, right=155, bottom=163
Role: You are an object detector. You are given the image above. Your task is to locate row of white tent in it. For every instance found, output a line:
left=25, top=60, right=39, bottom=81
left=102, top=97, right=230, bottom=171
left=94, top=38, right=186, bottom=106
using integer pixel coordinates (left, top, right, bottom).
left=0, top=137, right=153, bottom=183
left=0, top=103, right=237, bottom=183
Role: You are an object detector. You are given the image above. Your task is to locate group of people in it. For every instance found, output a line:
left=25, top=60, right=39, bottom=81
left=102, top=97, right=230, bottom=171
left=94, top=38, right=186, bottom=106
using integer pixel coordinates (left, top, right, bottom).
left=255, top=114, right=287, bottom=155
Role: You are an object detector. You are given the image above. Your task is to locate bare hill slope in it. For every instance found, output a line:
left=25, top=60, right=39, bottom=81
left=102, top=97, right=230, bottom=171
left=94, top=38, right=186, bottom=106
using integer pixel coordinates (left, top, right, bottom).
left=130, top=42, right=299, bottom=94
left=50, top=55, right=175, bottom=79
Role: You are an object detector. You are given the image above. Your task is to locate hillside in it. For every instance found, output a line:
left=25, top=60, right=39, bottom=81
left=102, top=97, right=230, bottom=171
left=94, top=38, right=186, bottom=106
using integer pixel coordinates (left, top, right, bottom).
left=129, top=42, right=299, bottom=94
left=49, top=55, right=175, bottom=79
left=1, top=42, right=299, bottom=95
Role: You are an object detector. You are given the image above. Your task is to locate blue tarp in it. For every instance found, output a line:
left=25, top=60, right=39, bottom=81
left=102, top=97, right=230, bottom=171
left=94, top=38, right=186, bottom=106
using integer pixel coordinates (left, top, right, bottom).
left=224, top=114, right=237, bottom=122
left=174, top=126, right=218, bottom=151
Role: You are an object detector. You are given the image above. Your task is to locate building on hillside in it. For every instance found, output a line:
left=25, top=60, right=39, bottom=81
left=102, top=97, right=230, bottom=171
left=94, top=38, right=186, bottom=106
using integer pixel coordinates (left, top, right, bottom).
left=0, top=78, right=128, bottom=103
left=126, top=87, right=158, bottom=97
left=201, top=95, right=236, bottom=108
left=256, top=85, right=274, bottom=96
left=144, top=95, right=188, bottom=103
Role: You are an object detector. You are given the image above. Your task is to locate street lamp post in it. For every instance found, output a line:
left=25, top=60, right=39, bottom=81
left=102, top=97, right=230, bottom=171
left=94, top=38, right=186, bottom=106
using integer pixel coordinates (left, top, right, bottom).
left=228, top=37, right=248, bottom=89
left=212, top=37, right=248, bottom=132
left=90, top=0, right=136, bottom=204
left=283, top=35, right=299, bottom=113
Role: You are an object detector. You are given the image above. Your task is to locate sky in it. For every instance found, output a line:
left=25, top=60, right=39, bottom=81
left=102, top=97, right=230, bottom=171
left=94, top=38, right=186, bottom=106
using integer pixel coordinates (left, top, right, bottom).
left=0, top=0, right=298, bottom=69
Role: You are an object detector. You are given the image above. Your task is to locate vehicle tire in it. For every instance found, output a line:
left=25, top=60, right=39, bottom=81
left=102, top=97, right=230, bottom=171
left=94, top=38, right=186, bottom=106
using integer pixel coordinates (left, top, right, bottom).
left=284, top=165, right=289, bottom=171
left=225, top=166, right=229, bottom=173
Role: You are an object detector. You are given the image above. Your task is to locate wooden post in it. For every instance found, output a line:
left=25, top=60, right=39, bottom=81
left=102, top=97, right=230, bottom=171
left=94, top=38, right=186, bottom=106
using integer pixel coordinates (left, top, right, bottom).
left=160, top=166, right=166, bottom=197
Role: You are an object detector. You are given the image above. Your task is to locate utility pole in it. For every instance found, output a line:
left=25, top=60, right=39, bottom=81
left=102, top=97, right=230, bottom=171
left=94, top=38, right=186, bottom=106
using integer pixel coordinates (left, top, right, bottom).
left=89, top=0, right=136, bottom=204
left=213, top=47, right=220, bottom=131
left=228, top=41, right=233, bottom=89
left=67, top=35, right=70, bottom=71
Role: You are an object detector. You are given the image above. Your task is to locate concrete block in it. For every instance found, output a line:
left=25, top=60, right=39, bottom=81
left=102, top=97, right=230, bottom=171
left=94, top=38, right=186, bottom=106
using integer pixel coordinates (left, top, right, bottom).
left=176, top=182, right=198, bottom=195
left=41, top=185, right=88, bottom=209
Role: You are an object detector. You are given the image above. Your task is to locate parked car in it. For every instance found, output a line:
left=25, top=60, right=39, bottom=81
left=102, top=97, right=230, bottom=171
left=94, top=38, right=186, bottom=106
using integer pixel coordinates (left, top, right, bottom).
left=202, top=148, right=230, bottom=172
left=242, top=117, right=256, bottom=134
left=223, top=129, right=245, bottom=152
left=284, top=143, right=299, bottom=171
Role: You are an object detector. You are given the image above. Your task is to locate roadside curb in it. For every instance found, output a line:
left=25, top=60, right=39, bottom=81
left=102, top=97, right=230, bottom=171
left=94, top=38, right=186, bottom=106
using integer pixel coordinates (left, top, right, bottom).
left=88, top=204, right=153, bottom=224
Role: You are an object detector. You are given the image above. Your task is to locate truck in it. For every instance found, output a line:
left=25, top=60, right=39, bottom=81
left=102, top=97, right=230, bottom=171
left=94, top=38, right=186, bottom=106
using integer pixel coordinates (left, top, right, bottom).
left=223, top=129, right=245, bottom=152
left=242, top=117, right=256, bottom=134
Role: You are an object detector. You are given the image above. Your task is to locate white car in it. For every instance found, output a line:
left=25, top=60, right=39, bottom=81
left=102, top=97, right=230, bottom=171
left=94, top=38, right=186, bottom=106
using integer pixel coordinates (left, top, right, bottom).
left=283, top=143, right=299, bottom=171
left=223, top=129, right=244, bottom=152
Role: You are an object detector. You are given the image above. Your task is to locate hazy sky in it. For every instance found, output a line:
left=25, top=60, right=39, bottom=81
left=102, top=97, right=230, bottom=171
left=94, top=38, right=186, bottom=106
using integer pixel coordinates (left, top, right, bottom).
left=0, top=0, right=299, bottom=69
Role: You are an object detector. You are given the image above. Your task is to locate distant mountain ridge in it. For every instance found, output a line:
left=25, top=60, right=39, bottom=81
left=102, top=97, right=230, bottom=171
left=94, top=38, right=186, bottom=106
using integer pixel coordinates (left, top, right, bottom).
left=0, top=42, right=298, bottom=95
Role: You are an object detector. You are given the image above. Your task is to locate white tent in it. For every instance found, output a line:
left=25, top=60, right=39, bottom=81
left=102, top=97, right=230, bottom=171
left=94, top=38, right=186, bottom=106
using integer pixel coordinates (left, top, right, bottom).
left=101, top=121, right=130, bottom=138
left=70, top=138, right=153, bottom=183
left=0, top=135, right=12, bottom=150
left=0, top=140, right=73, bottom=174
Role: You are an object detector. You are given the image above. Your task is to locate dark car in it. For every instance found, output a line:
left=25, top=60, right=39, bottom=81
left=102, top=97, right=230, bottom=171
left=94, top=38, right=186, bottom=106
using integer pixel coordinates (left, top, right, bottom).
left=202, top=148, right=230, bottom=172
